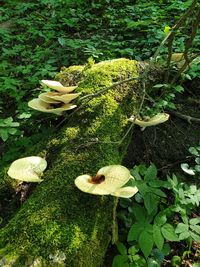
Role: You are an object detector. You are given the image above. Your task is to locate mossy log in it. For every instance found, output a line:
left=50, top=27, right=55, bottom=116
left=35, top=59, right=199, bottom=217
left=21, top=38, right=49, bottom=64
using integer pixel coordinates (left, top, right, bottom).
left=0, top=59, right=139, bottom=267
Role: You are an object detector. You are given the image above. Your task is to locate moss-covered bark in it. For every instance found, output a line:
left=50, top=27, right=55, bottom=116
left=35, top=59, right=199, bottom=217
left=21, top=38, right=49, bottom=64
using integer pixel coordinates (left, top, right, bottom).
left=0, top=59, right=139, bottom=267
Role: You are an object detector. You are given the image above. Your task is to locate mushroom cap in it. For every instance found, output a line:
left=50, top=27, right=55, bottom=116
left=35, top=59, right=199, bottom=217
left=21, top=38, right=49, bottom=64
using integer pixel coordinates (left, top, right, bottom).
left=38, top=93, right=60, bottom=104
left=75, top=174, right=111, bottom=195
left=129, top=113, right=169, bottom=127
left=44, top=92, right=81, bottom=104
left=74, top=165, right=131, bottom=195
left=7, top=156, right=47, bottom=182
left=41, top=80, right=77, bottom=93
left=111, top=186, right=138, bottom=198
left=28, top=98, right=77, bottom=115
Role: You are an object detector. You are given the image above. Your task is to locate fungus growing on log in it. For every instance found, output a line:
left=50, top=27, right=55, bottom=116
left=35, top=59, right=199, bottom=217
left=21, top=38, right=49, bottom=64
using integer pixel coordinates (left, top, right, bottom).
left=75, top=165, right=138, bottom=198
left=7, top=156, right=47, bottom=182
left=28, top=80, right=79, bottom=114
left=28, top=98, right=77, bottom=115
left=41, top=80, right=77, bottom=93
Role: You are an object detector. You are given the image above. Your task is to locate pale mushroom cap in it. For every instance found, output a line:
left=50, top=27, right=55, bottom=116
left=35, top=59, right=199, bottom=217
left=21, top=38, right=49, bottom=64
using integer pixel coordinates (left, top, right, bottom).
left=28, top=98, right=77, bottom=115
left=129, top=113, right=170, bottom=127
left=7, top=156, right=47, bottom=182
left=75, top=175, right=111, bottom=195
left=38, top=93, right=60, bottom=104
left=111, top=186, right=138, bottom=198
left=96, top=165, right=131, bottom=191
left=44, top=92, right=81, bottom=104
left=74, top=165, right=131, bottom=195
left=41, top=80, right=77, bottom=93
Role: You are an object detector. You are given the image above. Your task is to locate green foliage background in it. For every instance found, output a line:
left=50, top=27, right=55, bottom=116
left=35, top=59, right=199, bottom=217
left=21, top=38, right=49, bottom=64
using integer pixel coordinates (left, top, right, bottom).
left=0, top=0, right=199, bottom=164
left=0, top=0, right=196, bottom=113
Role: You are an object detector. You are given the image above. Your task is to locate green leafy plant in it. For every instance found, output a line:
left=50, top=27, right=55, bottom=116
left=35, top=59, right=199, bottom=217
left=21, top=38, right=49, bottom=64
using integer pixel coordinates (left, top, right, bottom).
left=112, top=243, right=146, bottom=267
left=114, top=164, right=200, bottom=266
left=0, top=117, right=20, bottom=141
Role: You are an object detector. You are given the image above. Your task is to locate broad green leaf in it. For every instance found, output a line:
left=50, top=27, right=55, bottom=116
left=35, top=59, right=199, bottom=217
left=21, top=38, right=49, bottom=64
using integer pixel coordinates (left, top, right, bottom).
left=190, top=218, right=200, bottom=225
left=139, top=230, right=154, bottom=258
left=0, top=129, right=8, bottom=141
left=136, top=182, right=150, bottom=196
left=117, top=242, right=127, bottom=256
left=190, top=231, right=200, bottom=243
left=195, top=165, right=200, bottom=173
left=58, top=37, right=66, bottom=46
left=128, top=222, right=144, bottom=241
left=190, top=225, right=200, bottom=235
left=161, top=224, right=179, bottom=241
left=112, top=255, right=129, bottom=267
left=179, top=231, right=190, bottom=240
left=144, top=164, right=157, bottom=181
left=189, top=147, right=199, bottom=156
left=175, top=223, right=189, bottom=233
left=138, top=164, right=147, bottom=175
left=8, top=128, right=17, bottom=135
left=153, top=224, right=164, bottom=250
left=144, top=192, right=158, bottom=214
left=152, top=188, right=167, bottom=198
left=175, top=85, right=184, bottom=93
left=149, top=180, right=170, bottom=188
left=128, top=203, right=146, bottom=222
left=195, top=157, right=200, bottom=165
left=4, top=117, right=13, bottom=124
left=154, top=211, right=167, bottom=226
left=10, top=122, right=19, bottom=127
left=130, top=169, right=141, bottom=180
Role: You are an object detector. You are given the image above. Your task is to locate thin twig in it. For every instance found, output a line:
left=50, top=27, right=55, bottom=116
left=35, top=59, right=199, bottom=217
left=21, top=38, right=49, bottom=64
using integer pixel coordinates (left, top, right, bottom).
left=171, top=7, right=200, bottom=84
left=79, top=76, right=138, bottom=101
left=167, top=110, right=200, bottom=123
left=164, top=0, right=198, bottom=83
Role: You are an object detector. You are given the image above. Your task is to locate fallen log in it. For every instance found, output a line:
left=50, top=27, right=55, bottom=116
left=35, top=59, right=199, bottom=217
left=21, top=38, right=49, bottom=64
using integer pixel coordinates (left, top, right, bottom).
left=0, top=58, right=139, bottom=267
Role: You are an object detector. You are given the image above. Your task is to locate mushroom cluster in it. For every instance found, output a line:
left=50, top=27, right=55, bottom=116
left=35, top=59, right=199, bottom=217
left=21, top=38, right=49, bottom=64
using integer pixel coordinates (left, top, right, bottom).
left=28, top=80, right=80, bottom=115
left=75, top=165, right=138, bottom=198
left=7, top=156, right=47, bottom=182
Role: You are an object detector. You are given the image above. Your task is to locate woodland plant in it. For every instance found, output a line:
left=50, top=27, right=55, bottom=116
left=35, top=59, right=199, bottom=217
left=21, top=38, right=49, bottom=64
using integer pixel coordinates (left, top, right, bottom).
left=112, top=164, right=200, bottom=267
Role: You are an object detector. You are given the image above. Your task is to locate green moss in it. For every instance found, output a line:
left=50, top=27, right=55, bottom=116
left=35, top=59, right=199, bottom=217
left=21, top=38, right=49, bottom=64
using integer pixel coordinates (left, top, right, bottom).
left=0, top=58, right=139, bottom=266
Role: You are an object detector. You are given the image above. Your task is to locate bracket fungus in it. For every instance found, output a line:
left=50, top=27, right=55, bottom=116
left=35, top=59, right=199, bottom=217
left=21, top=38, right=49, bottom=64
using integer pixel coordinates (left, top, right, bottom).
left=40, top=92, right=81, bottom=104
left=28, top=80, right=79, bottom=114
left=75, top=165, right=138, bottom=198
left=7, top=156, right=47, bottom=182
left=41, top=80, right=77, bottom=93
left=28, top=99, right=77, bottom=115
left=129, top=113, right=170, bottom=130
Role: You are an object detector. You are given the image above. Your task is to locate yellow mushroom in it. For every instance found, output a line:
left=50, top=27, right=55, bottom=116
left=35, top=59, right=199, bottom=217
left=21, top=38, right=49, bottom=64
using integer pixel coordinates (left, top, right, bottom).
left=28, top=98, right=77, bottom=115
left=75, top=165, right=133, bottom=196
left=129, top=113, right=170, bottom=130
left=42, top=91, right=81, bottom=104
left=38, top=93, right=60, bottom=104
left=7, top=156, right=47, bottom=182
left=41, top=80, right=77, bottom=93
left=111, top=186, right=138, bottom=198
